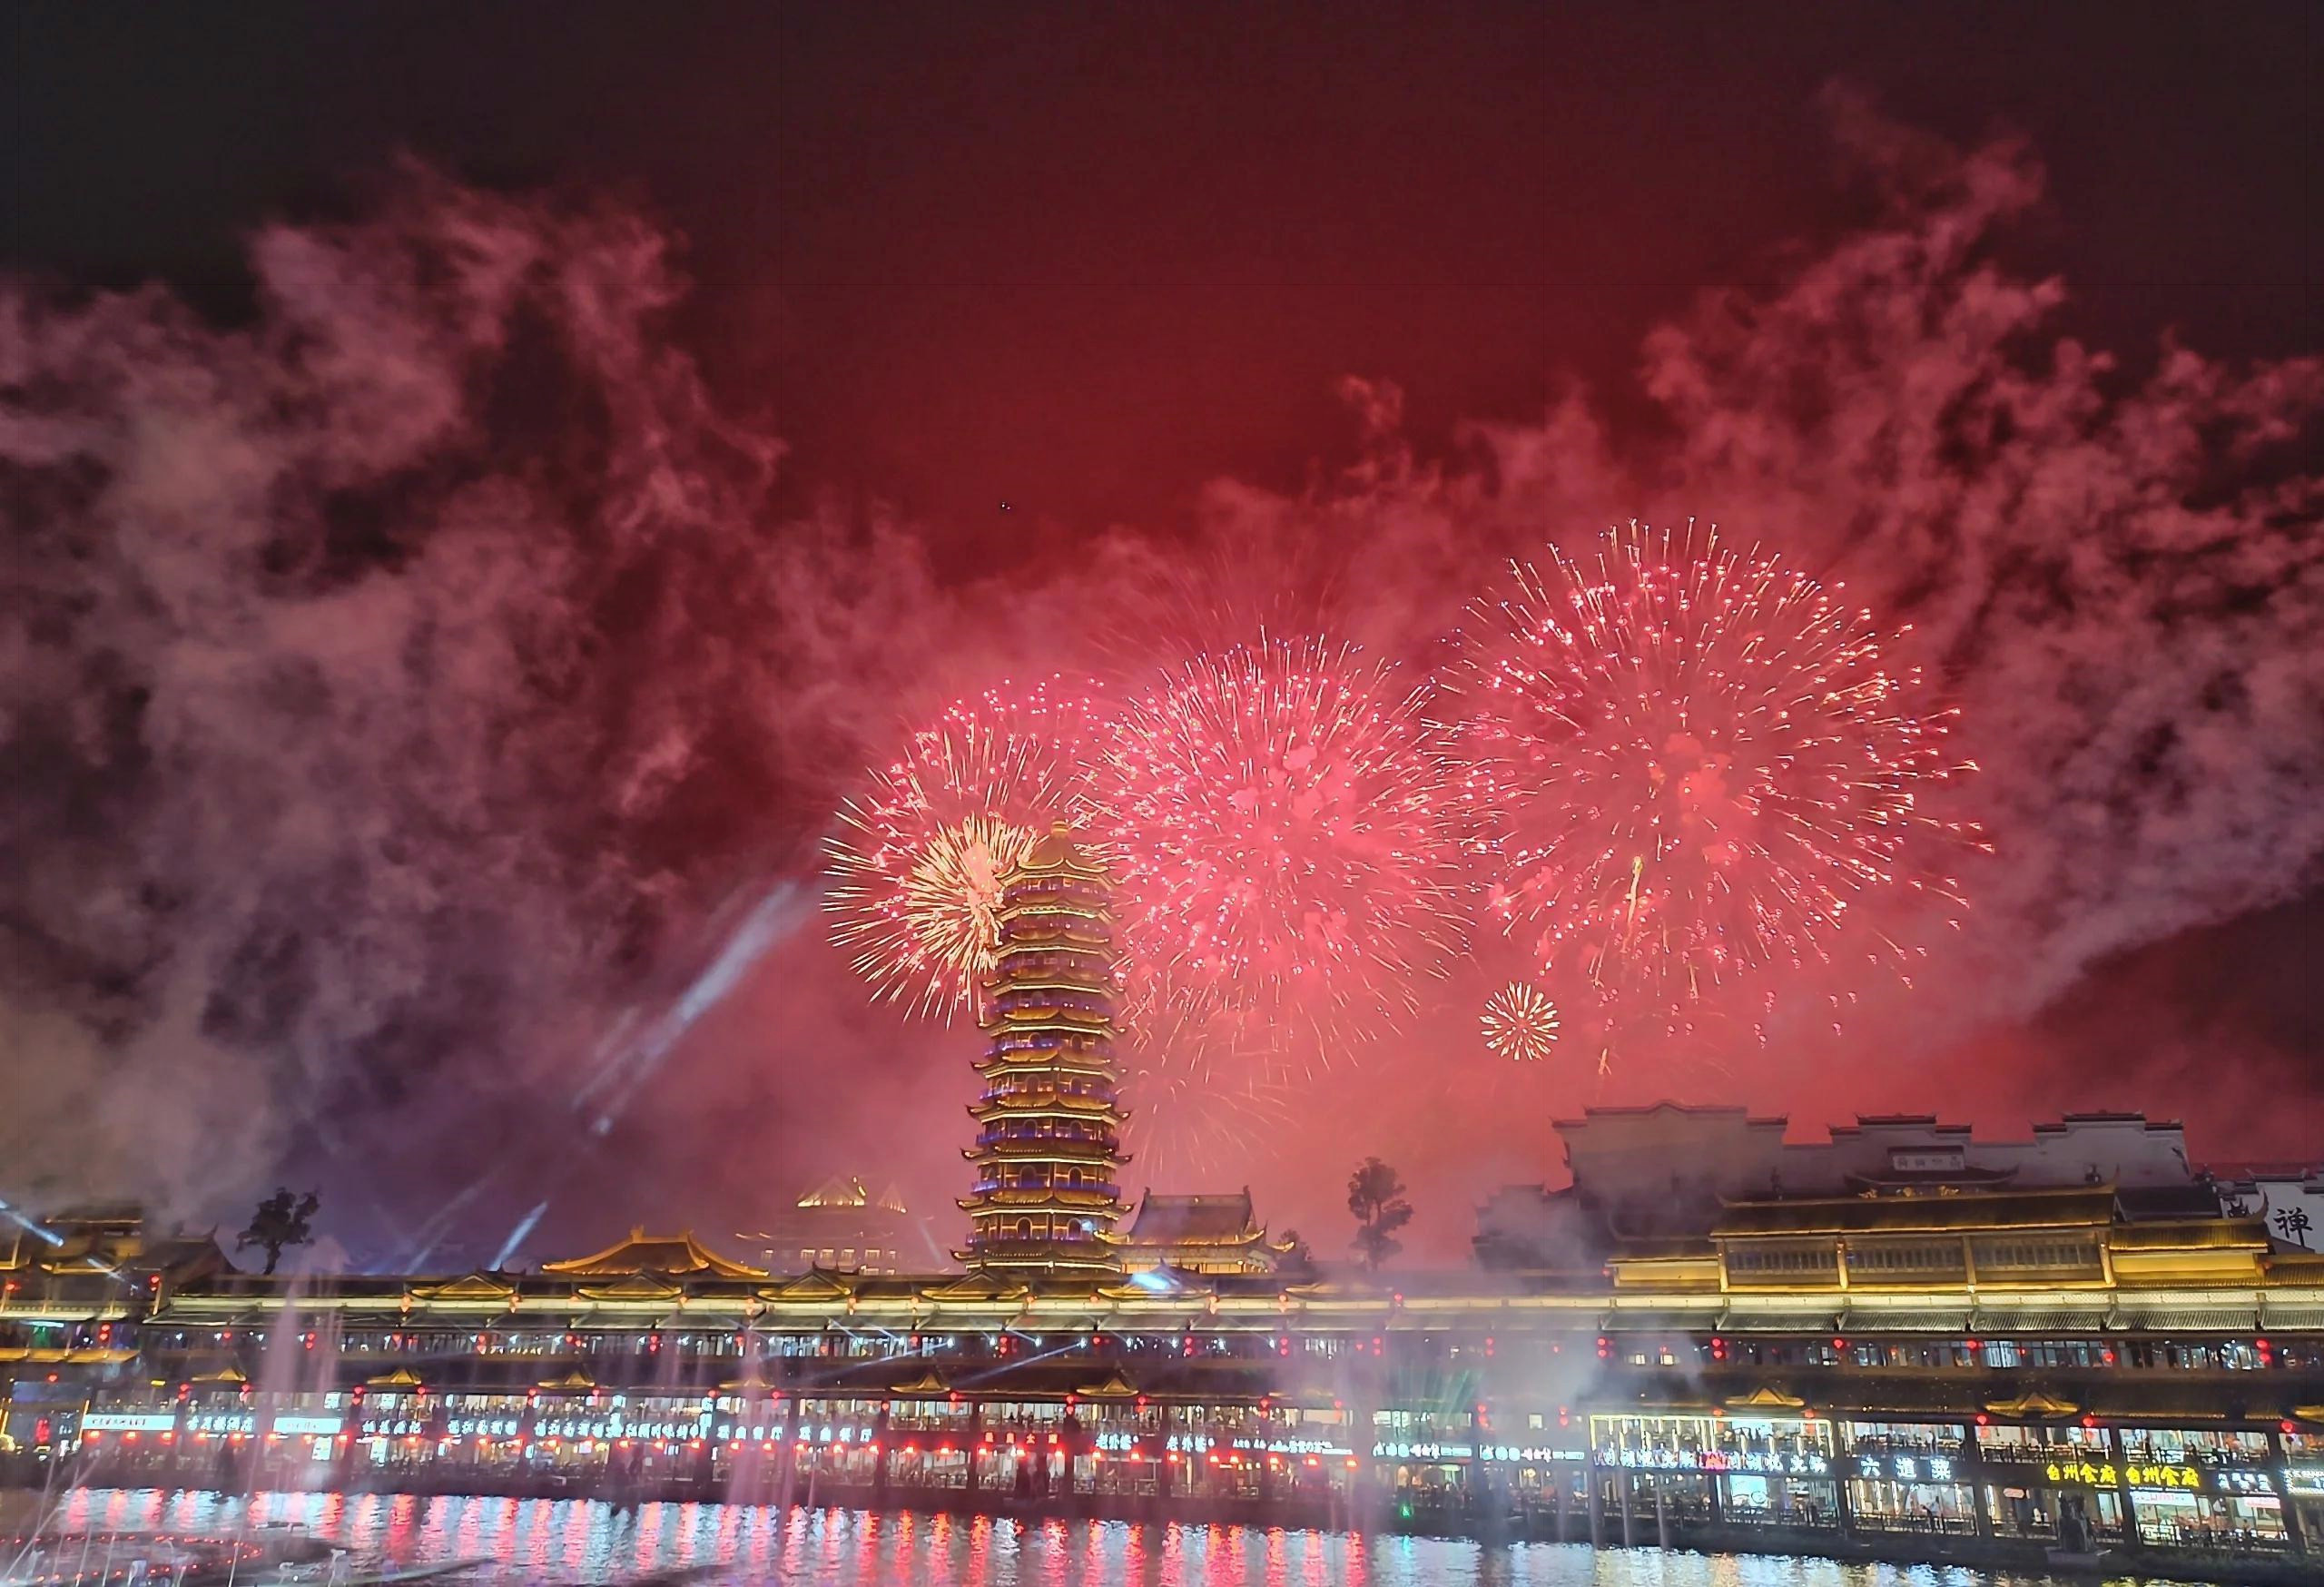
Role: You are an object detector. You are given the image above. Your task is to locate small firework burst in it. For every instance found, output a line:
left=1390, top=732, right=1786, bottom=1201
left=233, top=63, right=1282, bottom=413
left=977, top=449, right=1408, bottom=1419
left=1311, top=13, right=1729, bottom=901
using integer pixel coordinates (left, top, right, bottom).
left=824, top=677, right=1100, bottom=1018
left=1092, top=635, right=1465, bottom=1072
left=1481, top=981, right=1561, bottom=1061
left=1456, top=521, right=1981, bottom=1047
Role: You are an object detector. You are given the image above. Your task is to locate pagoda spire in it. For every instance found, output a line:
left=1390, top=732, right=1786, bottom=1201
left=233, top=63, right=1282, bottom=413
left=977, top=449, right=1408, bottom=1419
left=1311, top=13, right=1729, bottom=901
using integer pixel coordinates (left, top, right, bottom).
left=957, top=822, right=1129, bottom=1276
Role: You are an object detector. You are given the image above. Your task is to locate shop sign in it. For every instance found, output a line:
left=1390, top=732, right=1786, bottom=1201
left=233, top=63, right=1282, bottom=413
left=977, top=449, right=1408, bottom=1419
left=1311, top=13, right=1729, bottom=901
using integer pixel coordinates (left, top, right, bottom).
left=1854, top=1454, right=1959, bottom=1484
left=1600, top=1447, right=1830, bottom=1476
left=552, top=1419, right=618, bottom=1440
left=272, top=1415, right=343, bottom=1437
left=2037, top=1457, right=2204, bottom=1490
left=1711, top=1450, right=1831, bottom=1476
left=1229, top=1435, right=1348, bottom=1455
left=1373, top=1441, right=1475, bottom=1462
left=189, top=1413, right=255, bottom=1435
left=1477, top=1444, right=1583, bottom=1464
left=83, top=1412, right=176, bottom=1433
left=2285, top=1464, right=2324, bottom=1496
left=2207, top=1467, right=2276, bottom=1496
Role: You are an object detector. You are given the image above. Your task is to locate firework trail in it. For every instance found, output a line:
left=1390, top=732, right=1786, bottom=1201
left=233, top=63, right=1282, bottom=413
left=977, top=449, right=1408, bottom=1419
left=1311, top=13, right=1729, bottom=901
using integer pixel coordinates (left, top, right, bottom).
left=1457, top=522, right=1981, bottom=1050
left=824, top=678, right=1102, bottom=1018
left=1093, top=635, right=1464, bottom=1072
left=1120, top=1056, right=1298, bottom=1183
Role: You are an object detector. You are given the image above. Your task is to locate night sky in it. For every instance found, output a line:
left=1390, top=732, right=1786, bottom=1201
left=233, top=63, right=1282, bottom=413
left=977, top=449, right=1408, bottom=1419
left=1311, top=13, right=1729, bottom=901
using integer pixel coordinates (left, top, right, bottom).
left=3, top=3, right=2318, bottom=1265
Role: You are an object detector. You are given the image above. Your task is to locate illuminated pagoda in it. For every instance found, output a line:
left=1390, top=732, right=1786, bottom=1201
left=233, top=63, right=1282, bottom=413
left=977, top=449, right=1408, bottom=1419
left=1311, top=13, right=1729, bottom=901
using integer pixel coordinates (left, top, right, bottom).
left=958, top=822, right=1129, bottom=1276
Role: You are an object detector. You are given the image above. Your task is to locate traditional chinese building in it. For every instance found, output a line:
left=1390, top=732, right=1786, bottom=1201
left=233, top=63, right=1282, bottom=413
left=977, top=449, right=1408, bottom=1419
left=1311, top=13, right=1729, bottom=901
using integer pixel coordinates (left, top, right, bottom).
left=540, top=1228, right=768, bottom=1281
left=956, top=823, right=1130, bottom=1277
left=737, top=1178, right=944, bottom=1276
left=1109, top=1190, right=1289, bottom=1276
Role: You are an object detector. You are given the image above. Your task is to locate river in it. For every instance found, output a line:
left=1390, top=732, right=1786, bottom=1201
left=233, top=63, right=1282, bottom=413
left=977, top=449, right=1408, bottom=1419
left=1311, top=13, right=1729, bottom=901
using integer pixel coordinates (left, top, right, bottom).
left=29, top=1489, right=2215, bottom=1585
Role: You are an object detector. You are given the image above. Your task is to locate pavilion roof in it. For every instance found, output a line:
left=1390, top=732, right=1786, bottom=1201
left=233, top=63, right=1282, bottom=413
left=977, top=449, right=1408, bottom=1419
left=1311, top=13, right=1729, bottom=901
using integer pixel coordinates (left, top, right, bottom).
left=540, top=1227, right=767, bottom=1280
left=1120, top=1189, right=1261, bottom=1246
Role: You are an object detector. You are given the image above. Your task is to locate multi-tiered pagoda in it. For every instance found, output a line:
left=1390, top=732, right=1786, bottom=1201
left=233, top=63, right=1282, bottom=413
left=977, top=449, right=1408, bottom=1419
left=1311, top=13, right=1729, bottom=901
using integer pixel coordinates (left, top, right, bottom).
left=958, top=822, right=1129, bottom=1276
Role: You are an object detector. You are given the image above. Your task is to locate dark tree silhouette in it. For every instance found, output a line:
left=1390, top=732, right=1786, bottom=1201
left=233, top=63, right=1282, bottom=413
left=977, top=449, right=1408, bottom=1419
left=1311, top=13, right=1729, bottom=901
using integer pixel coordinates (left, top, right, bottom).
left=238, top=1188, right=320, bottom=1276
left=1275, top=1227, right=1316, bottom=1276
left=1346, top=1158, right=1413, bottom=1272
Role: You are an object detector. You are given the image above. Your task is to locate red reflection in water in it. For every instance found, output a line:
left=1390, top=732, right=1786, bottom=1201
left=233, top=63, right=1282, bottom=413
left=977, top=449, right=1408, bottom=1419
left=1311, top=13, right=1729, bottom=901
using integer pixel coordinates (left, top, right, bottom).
left=28, top=1489, right=1952, bottom=1585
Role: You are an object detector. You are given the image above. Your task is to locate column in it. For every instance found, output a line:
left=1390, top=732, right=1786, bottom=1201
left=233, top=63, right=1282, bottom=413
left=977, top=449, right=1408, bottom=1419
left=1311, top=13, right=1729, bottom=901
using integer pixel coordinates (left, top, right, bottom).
left=2270, top=1430, right=2308, bottom=1559
left=872, top=1402, right=891, bottom=1499
left=1469, top=1405, right=1487, bottom=1526
left=2107, top=1425, right=2139, bottom=1549
left=773, top=1395, right=801, bottom=1508
left=962, top=1401, right=983, bottom=1495
left=1346, top=1387, right=1382, bottom=1530
left=1618, top=1464, right=1635, bottom=1546
left=1588, top=1464, right=1604, bottom=1546
left=1965, top=1422, right=1994, bottom=1540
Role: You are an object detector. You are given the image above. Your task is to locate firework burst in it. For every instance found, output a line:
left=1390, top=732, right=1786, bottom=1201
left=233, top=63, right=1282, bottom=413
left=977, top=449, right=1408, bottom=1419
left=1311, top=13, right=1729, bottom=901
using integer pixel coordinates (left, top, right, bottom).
left=824, top=678, right=1100, bottom=1018
left=1481, top=981, right=1561, bottom=1061
left=1458, top=522, right=1979, bottom=1041
left=1093, top=636, right=1464, bottom=1070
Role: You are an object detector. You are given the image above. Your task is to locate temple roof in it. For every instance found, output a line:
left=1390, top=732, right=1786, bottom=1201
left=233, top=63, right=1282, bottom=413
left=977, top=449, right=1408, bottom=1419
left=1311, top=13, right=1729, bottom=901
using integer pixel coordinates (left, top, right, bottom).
left=1119, top=1189, right=1262, bottom=1247
left=540, top=1228, right=767, bottom=1280
left=1017, top=822, right=1108, bottom=878
left=796, top=1176, right=908, bottom=1214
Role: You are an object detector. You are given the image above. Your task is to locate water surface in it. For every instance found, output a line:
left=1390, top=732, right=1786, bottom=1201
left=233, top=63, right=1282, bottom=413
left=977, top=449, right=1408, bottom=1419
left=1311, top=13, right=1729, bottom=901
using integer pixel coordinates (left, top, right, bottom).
left=40, top=1489, right=2211, bottom=1586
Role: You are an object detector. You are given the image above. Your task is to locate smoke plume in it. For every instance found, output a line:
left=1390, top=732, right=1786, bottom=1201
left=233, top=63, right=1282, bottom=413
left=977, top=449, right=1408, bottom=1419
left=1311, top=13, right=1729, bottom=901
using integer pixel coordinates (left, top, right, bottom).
left=0, top=169, right=940, bottom=1220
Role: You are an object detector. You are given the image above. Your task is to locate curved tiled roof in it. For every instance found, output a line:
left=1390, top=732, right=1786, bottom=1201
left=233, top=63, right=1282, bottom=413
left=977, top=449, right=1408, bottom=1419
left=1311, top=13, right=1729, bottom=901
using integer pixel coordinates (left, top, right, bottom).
left=541, top=1228, right=766, bottom=1280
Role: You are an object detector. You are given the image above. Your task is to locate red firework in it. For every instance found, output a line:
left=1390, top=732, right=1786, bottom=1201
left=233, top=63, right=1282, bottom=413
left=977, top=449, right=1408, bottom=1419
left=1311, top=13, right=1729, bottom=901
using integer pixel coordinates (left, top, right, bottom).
left=1091, top=636, right=1464, bottom=1071
left=824, top=677, right=1101, bottom=1019
left=1457, top=522, right=1982, bottom=1047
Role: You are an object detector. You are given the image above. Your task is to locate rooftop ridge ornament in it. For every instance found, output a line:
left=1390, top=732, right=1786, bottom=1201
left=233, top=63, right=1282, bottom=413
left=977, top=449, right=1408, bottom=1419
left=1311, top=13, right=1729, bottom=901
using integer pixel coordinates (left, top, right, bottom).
left=957, top=822, right=1130, bottom=1277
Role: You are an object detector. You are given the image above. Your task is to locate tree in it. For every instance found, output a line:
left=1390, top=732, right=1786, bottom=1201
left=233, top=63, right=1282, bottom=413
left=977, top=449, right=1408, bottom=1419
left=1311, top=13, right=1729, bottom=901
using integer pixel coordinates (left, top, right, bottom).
left=238, top=1188, right=320, bottom=1276
left=1346, top=1158, right=1413, bottom=1273
left=1275, top=1227, right=1316, bottom=1276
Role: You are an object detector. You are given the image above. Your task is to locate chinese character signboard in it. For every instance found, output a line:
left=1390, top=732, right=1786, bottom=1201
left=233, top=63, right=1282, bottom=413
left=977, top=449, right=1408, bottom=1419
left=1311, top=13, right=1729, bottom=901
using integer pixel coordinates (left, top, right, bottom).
left=2220, top=1178, right=2322, bottom=1252
left=1855, top=1454, right=1959, bottom=1484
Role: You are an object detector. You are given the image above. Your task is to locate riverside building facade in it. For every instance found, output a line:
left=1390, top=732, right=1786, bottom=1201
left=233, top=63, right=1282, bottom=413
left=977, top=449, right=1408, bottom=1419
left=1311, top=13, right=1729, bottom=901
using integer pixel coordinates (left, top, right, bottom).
left=5, top=1106, right=2322, bottom=1581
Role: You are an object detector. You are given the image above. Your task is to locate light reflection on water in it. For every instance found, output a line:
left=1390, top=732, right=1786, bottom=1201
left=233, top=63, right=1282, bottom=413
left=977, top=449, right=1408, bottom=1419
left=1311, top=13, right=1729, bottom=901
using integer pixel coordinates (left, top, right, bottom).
left=46, top=1489, right=2182, bottom=1586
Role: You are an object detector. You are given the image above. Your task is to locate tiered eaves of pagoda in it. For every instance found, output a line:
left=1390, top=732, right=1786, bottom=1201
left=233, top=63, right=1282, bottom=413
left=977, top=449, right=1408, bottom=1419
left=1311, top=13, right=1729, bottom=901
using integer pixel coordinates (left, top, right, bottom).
left=957, top=823, right=1129, bottom=1276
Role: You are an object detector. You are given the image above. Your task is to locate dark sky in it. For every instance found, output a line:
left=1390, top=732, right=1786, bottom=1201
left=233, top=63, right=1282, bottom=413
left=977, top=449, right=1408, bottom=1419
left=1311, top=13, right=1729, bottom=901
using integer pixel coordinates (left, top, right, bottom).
left=9, top=2, right=2316, bottom=535
left=3, top=2, right=2319, bottom=1261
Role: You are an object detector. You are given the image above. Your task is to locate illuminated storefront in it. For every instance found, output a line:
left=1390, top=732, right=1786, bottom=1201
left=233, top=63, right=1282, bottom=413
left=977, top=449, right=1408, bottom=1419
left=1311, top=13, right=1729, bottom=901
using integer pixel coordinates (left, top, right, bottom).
left=1589, top=1412, right=1839, bottom=1534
